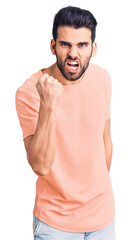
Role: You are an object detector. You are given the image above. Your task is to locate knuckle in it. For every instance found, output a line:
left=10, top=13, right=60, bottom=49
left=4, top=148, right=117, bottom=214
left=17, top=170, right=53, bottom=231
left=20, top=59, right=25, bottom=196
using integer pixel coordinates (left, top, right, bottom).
left=40, top=73, right=49, bottom=82
left=47, top=76, right=54, bottom=81
left=43, top=73, right=49, bottom=78
left=58, top=82, right=63, bottom=87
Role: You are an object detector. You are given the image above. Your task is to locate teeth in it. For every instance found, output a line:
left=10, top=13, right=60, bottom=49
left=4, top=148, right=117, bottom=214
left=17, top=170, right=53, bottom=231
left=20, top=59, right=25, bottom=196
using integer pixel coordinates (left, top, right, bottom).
left=67, top=62, right=78, bottom=67
left=67, top=61, right=78, bottom=65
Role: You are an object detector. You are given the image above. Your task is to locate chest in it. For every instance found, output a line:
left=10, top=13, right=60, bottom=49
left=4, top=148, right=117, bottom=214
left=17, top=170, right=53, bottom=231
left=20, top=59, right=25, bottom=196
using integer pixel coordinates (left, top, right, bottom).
left=56, top=79, right=105, bottom=138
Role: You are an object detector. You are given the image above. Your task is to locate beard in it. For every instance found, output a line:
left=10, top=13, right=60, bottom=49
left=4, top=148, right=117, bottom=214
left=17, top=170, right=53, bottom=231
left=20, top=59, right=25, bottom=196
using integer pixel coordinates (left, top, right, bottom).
left=55, top=49, right=92, bottom=81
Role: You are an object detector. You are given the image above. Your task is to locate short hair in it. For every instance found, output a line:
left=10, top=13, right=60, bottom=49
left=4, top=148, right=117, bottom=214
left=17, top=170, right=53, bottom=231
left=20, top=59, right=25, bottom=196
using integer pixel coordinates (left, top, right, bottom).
left=52, top=6, right=97, bottom=43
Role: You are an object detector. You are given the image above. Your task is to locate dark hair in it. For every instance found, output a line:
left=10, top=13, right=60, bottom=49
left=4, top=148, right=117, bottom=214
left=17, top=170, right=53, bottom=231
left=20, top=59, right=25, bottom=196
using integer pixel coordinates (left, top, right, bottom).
left=52, top=6, right=97, bottom=43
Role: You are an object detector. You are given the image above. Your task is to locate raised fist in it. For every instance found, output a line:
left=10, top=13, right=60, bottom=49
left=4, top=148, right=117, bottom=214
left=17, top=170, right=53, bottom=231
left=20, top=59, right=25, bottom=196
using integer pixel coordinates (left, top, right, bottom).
left=36, top=73, right=63, bottom=108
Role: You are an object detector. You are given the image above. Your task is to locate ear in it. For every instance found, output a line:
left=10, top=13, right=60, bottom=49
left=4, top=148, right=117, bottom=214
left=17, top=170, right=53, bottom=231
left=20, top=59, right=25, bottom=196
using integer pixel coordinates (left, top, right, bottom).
left=50, top=39, right=56, bottom=55
left=91, top=41, right=97, bottom=57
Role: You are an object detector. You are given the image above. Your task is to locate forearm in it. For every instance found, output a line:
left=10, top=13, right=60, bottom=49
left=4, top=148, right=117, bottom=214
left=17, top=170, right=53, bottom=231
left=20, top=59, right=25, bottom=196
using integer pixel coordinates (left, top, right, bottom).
left=104, top=139, right=113, bottom=172
left=27, top=101, right=57, bottom=176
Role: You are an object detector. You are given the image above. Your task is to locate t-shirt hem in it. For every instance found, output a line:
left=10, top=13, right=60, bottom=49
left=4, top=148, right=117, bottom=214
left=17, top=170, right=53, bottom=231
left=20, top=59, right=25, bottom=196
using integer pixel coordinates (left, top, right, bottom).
left=33, top=211, right=115, bottom=232
left=23, top=131, right=36, bottom=141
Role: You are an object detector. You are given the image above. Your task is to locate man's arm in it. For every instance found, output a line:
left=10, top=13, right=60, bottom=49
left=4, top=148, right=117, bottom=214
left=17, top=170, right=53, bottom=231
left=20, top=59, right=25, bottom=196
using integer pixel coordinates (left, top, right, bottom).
left=24, top=103, right=57, bottom=176
left=24, top=73, right=63, bottom=176
left=103, top=118, right=113, bottom=172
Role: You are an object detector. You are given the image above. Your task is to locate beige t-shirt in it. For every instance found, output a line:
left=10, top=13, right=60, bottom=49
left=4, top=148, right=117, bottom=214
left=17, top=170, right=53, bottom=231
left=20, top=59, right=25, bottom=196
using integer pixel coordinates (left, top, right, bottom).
left=15, top=63, right=115, bottom=232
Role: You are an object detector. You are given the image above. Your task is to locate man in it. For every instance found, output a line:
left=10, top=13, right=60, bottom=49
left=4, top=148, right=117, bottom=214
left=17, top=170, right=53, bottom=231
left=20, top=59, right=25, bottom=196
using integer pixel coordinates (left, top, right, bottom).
left=15, top=6, right=116, bottom=240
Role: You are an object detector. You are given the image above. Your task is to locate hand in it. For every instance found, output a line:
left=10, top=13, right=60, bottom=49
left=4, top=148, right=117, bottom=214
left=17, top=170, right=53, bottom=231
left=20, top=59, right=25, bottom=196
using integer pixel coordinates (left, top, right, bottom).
left=36, top=73, right=63, bottom=108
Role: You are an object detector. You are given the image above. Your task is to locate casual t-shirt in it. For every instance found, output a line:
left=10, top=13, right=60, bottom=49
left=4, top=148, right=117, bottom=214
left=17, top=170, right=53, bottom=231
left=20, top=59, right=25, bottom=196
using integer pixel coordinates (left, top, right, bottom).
left=15, top=63, right=115, bottom=232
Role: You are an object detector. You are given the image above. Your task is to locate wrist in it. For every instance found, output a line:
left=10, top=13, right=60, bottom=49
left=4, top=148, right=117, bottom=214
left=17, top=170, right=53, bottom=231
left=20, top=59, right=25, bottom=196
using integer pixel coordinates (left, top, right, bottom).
left=40, top=100, right=58, bottom=111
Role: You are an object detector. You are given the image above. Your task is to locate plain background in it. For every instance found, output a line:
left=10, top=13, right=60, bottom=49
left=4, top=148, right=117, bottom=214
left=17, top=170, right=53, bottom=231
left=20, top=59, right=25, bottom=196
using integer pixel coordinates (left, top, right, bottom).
left=0, top=0, right=131, bottom=239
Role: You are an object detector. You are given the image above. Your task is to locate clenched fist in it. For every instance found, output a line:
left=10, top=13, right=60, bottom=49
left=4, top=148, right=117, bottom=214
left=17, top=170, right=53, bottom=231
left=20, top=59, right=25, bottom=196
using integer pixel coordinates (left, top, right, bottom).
left=36, top=73, right=63, bottom=108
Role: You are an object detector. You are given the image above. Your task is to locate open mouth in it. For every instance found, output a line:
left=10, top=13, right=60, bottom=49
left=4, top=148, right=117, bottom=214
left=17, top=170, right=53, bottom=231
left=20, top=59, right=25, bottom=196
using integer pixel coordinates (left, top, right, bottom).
left=66, top=61, right=79, bottom=72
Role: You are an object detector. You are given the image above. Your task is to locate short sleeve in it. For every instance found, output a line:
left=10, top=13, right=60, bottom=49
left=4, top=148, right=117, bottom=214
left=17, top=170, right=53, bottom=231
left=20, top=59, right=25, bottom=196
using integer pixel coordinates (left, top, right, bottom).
left=104, top=71, right=112, bottom=120
left=15, top=89, right=39, bottom=140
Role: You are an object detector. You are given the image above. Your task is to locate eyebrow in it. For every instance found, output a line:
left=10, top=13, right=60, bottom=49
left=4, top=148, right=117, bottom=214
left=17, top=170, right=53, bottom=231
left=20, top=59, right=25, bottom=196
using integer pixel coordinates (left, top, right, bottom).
left=59, top=41, right=89, bottom=45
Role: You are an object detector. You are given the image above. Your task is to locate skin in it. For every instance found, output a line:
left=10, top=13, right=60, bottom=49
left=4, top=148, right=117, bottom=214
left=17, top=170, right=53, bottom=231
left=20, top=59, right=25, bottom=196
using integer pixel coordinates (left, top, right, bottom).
left=49, top=26, right=97, bottom=85
left=24, top=26, right=113, bottom=172
left=103, top=118, right=113, bottom=172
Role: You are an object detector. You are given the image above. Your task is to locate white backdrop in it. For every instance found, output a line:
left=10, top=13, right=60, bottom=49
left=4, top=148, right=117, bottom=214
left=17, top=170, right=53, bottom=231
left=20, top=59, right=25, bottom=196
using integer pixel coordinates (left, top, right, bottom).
left=0, top=0, right=131, bottom=239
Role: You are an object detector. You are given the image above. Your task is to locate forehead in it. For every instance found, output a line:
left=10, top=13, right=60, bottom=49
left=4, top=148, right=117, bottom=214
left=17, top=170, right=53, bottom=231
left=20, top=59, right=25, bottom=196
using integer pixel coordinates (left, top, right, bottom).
left=57, top=26, right=92, bottom=43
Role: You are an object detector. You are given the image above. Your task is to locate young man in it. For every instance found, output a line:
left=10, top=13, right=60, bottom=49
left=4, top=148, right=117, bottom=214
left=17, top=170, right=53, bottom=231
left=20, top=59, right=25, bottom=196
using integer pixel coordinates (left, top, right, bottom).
left=15, top=6, right=116, bottom=240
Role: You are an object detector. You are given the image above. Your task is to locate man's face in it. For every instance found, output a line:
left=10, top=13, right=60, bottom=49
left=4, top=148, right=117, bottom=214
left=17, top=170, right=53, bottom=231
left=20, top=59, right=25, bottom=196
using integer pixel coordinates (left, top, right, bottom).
left=52, top=26, right=96, bottom=81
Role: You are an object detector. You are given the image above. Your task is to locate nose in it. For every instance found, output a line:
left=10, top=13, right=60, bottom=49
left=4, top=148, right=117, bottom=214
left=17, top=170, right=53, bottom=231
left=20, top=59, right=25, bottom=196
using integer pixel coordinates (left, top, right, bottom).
left=67, top=46, right=78, bottom=59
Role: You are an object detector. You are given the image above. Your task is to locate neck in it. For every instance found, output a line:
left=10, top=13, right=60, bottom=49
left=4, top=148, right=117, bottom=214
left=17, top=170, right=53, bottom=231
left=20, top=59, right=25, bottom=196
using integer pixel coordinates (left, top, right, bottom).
left=51, top=63, right=85, bottom=86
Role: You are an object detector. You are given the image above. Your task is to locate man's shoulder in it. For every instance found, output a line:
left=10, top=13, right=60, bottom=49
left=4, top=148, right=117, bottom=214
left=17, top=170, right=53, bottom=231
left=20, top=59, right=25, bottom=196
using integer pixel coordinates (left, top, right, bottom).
left=16, top=68, right=42, bottom=98
left=89, top=63, right=110, bottom=77
left=87, top=63, right=111, bottom=89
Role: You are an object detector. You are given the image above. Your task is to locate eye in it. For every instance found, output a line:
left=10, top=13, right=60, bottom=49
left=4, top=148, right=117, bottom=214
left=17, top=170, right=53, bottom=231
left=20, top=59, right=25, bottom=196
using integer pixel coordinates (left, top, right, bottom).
left=79, top=43, right=88, bottom=47
left=60, top=42, right=70, bottom=47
